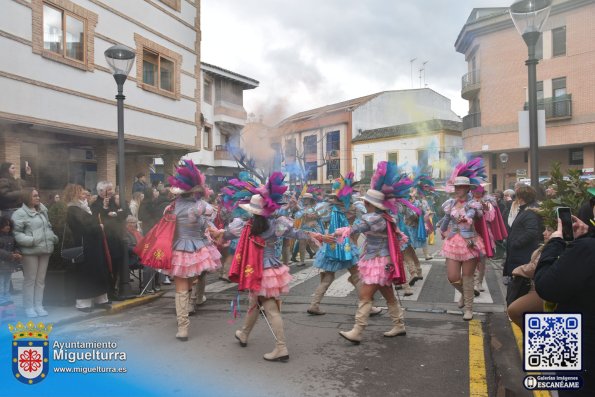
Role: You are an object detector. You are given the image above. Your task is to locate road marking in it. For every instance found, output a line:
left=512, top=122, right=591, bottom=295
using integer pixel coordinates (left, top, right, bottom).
left=511, top=322, right=551, bottom=397
left=454, top=278, right=493, bottom=304
left=400, top=264, right=432, bottom=301
left=469, top=319, right=488, bottom=397
left=288, top=266, right=321, bottom=289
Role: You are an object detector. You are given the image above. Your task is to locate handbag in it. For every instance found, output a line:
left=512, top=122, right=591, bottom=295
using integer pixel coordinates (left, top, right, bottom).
left=506, top=275, right=532, bottom=306
left=61, top=226, right=85, bottom=264
left=134, top=203, right=176, bottom=270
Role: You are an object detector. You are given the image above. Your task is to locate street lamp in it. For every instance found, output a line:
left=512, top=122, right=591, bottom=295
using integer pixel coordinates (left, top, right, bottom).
left=104, top=44, right=135, bottom=298
left=499, top=152, right=509, bottom=190
left=510, top=0, right=552, bottom=192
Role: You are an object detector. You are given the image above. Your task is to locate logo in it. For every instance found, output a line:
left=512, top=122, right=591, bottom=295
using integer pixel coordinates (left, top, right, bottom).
left=524, top=376, right=538, bottom=390
left=8, top=321, right=53, bottom=385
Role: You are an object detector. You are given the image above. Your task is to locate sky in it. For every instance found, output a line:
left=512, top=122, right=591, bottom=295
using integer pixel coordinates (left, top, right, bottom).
left=201, top=0, right=514, bottom=125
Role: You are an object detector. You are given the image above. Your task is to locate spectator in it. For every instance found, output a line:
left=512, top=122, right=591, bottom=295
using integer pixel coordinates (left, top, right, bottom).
left=64, top=184, right=111, bottom=312
left=502, top=188, right=518, bottom=233
left=506, top=226, right=553, bottom=329
left=503, top=185, right=543, bottom=301
left=128, top=191, right=144, bottom=223
left=132, top=172, right=148, bottom=194
left=11, top=188, right=58, bottom=318
left=534, top=208, right=595, bottom=397
left=0, top=215, right=21, bottom=306
left=0, top=162, right=33, bottom=218
left=125, top=215, right=156, bottom=292
left=90, top=181, right=127, bottom=297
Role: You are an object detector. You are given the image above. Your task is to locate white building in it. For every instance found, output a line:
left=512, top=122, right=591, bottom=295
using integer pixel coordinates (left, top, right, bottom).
left=185, top=62, right=258, bottom=187
left=275, top=88, right=462, bottom=185
left=0, top=0, right=202, bottom=195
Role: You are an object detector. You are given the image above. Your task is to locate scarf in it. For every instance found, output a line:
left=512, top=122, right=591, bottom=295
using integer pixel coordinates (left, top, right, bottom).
left=68, top=200, right=92, bottom=215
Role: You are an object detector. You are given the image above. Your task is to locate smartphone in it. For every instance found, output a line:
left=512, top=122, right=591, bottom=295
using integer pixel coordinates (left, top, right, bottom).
left=556, top=207, right=574, bottom=241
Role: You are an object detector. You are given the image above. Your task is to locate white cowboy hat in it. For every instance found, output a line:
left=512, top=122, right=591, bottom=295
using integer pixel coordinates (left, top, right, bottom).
left=239, top=194, right=266, bottom=216
left=361, top=189, right=387, bottom=211
left=301, top=193, right=314, bottom=200
left=452, top=176, right=473, bottom=186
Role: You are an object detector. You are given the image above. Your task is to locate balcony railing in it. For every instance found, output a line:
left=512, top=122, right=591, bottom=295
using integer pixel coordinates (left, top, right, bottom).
left=214, top=145, right=233, bottom=161
left=523, top=94, right=572, bottom=120
left=462, top=112, right=481, bottom=130
left=461, top=69, right=480, bottom=99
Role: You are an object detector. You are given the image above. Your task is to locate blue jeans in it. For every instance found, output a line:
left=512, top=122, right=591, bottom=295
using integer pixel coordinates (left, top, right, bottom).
left=0, top=272, right=12, bottom=305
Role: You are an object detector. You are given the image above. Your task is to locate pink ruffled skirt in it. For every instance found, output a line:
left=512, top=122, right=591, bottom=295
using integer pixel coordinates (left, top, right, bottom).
left=358, top=256, right=393, bottom=286
left=166, top=245, right=222, bottom=278
left=441, top=234, right=485, bottom=262
left=257, top=265, right=292, bottom=298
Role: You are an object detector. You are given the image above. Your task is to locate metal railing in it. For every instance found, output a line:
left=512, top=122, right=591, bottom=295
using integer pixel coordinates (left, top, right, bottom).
left=462, top=112, right=481, bottom=130
left=461, top=69, right=480, bottom=98
left=523, top=94, right=572, bottom=119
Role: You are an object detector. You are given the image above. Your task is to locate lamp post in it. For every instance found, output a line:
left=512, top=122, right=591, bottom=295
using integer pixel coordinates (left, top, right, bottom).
left=104, top=44, right=135, bottom=298
left=499, top=152, right=509, bottom=190
left=510, top=0, right=552, bottom=193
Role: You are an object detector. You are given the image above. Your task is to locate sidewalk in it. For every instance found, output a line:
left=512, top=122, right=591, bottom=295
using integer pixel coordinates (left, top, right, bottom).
left=3, top=271, right=166, bottom=327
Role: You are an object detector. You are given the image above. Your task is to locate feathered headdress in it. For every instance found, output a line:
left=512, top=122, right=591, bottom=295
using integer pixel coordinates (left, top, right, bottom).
left=449, top=156, right=487, bottom=187
left=253, top=172, right=288, bottom=217
left=413, top=172, right=436, bottom=198
left=221, top=172, right=260, bottom=216
left=370, top=161, right=420, bottom=215
left=331, top=172, right=357, bottom=209
left=306, top=186, right=324, bottom=201
left=168, top=159, right=206, bottom=197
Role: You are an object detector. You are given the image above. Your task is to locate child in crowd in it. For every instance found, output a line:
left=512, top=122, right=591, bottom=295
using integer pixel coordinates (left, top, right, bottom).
left=0, top=215, right=21, bottom=309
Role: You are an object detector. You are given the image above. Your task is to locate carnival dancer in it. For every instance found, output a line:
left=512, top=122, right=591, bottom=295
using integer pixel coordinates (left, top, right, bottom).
left=214, top=173, right=324, bottom=362
left=307, top=173, right=383, bottom=315
left=165, top=160, right=222, bottom=341
left=334, top=161, right=412, bottom=344
left=412, top=173, right=436, bottom=261
left=438, top=158, right=487, bottom=320
left=292, top=191, right=324, bottom=265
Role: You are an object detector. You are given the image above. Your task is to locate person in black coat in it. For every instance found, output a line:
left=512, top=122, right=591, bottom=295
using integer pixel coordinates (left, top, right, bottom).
left=534, top=204, right=595, bottom=397
left=90, top=181, right=127, bottom=296
left=64, top=184, right=111, bottom=312
left=504, top=186, right=543, bottom=279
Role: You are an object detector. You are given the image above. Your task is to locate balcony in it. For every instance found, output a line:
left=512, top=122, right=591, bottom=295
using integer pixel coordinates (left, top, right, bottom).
left=214, top=145, right=233, bottom=161
left=462, top=112, right=481, bottom=130
left=461, top=69, right=480, bottom=100
left=523, top=94, right=572, bottom=120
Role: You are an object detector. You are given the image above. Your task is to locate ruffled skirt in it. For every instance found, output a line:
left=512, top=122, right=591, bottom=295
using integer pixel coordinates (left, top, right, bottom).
left=313, top=245, right=359, bottom=272
left=165, top=245, right=222, bottom=278
left=441, top=233, right=485, bottom=262
left=358, top=256, right=393, bottom=287
left=257, top=265, right=292, bottom=298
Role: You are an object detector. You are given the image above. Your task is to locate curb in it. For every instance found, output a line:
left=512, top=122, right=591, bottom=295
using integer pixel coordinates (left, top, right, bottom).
left=52, top=291, right=165, bottom=328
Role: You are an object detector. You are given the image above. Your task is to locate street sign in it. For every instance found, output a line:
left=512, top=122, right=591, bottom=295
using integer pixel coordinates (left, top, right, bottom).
left=516, top=169, right=527, bottom=177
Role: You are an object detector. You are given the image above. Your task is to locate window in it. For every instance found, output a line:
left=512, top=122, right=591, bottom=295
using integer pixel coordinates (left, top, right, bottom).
left=364, top=155, right=374, bottom=172
left=536, top=81, right=544, bottom=101
left=305, top=161, right=317, bottom=181
left=158, top=0, right=181, bottom=11
left=303, top=135, right=317, bottom=159
left=387, top=152, right=398, bottom=164
left=142, top=49, right=174, bottom=92
left=569, top=148, right=583, bottom=166
left=552, top=26, right=566, bottom=57
left=32, top=0, right=98, bottom=71
left=203, top=78, right=213, bottom=104
left=552, top=77, right=567, bottom=117
left=326, top=131, right=340, bottom=154
left=135, top=34, right=182, bottom=100
left=417, top=150, right=429, bottom=170
left=285, top=139, right=296, bottom=160
left=203, top=126, right=212, bottom=150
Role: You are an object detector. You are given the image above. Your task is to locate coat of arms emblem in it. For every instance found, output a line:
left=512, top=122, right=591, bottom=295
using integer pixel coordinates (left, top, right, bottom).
left=8, top=321, right=52, bottom=385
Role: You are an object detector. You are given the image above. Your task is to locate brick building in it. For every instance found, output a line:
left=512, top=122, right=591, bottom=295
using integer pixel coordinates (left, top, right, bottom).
left=455, top=0, right=595, bottom=190
left=0, top=0, right=203, bottom=197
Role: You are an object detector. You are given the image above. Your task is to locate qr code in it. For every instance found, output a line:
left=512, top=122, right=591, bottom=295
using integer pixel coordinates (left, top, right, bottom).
left=524, top=313, right=581, bottom=371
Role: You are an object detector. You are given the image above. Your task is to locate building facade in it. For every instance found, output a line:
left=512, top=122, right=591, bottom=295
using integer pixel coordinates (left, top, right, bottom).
left=186, top=62, right=258, bottom=187
left=275, top=89, right=461, bottom=186
left=455, top=0, right=595, bottom=190
left=0, top=0, right=202, bottom=196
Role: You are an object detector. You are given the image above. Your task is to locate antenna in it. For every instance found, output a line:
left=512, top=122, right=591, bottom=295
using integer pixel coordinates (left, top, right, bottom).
left=410, top=58, right=417, bottom=88
left=419, top=67, right=424, bottom=88
left=422, top=60, right=429, bottom=87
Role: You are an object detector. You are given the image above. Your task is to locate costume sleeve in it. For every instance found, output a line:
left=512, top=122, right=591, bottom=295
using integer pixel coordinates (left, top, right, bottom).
left=484, top=202, right=496, bottom=222
left=223, top=218, right=246, bottom=240
left=351, top=213, right=384, bottom=234
left=274, top=216, right=310, bottom=239
left=534, top=237, right=594, bottom=303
